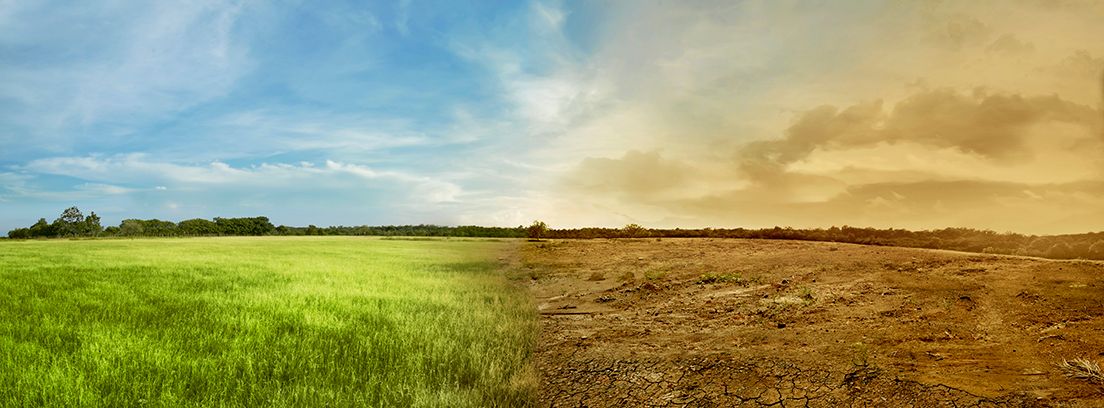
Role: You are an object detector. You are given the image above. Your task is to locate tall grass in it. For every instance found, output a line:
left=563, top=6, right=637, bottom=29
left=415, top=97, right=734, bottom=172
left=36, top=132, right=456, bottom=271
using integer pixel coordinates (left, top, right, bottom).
left=0, top=237, right=536, bottom=407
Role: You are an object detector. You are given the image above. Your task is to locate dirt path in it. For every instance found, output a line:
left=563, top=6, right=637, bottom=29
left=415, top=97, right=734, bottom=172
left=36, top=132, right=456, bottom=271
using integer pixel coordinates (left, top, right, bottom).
left=520, top=238, right=1104, bottom=407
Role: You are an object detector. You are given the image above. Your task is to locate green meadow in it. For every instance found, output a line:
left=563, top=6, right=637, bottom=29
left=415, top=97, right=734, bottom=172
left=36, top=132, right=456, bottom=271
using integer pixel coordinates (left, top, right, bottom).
left=0, top=237, right=536, bottom=407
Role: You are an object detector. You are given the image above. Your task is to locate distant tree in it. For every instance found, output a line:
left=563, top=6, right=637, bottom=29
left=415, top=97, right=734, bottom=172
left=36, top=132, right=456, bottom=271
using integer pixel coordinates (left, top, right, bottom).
left=28, top=218, right=53, bottom=238
left=621, top=223, right=649, bottom=238
left=179, top=218, right=219, bottom=236
left=119, top=219, right=145, bottom=237
left=50, top=219, right=66, bottom=237
left=306, top=225, right=320, bottom=236
left=60, top=206, right=84, bottom=224
left=83, top=212, right=103, bottom=237
left=214, top=217, right=274, bottom=236
left=1047, top=242, right=1074, bottom=259
left=254, top=217, right=275, bottom=235
left=1027, top=238, right=1051, bottom=256
left=1088, top=241, right=1104, bottom=260
left=53, top=206, right=84, bottom=237
left=7, top=228, right=29, bottom=239
left=1072, top=241, right=1092, bottom=259
left=527, top=220, right=548, bottom=241
left=143, top=219, right=178, bottom=237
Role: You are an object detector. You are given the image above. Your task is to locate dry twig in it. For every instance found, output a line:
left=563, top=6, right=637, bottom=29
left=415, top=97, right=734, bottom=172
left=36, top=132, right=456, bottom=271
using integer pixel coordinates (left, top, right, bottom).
left=1058, top=358, right=1104, bottom=383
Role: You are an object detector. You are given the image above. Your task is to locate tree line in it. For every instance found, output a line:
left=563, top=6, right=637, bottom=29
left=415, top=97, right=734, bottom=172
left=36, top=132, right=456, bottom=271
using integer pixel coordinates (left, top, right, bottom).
left=533, top=223, right=1104, bottom=260
left=278, top=224, right=525, bottom=238
left=5, top=207, right=526, bottom=239
left=6, top=207, right=104, bottom=238
left=6, top=207, right=279, bottom=238
left=8, top=207, right=1104, bottom=261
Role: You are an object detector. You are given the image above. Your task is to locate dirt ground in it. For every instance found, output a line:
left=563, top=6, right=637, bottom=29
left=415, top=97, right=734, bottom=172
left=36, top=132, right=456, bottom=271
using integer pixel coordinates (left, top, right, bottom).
left=517, top=238, right=1104, bottom=407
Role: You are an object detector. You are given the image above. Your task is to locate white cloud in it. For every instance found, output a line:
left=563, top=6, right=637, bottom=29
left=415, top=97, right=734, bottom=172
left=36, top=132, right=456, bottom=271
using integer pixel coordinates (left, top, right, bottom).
left=448, top=1, right=607, bottom=134
left=68, top=1, right=249, bottom=124
left=21, top=154, right=464, bottom=205
left=0, top=172, right=32, bottom=201
left=0, top=1, right=253, bottom=151
left=76, top=183, right=134, bottom=195
left=532, top=1, right=566, bottom=30
left=24, top=154, right=242, bottom=185
left=211, top=110, right=434, bottom=156
left=322, top=161, right=460, bottom=203
left=0, top=175, right=134, bottom=202
left=394, top=0, right=412, bottom=35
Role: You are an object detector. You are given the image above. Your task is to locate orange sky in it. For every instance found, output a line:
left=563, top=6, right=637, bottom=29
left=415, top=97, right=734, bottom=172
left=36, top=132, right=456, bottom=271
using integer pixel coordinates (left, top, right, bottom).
left=523, top=1, right=1104, bottom=234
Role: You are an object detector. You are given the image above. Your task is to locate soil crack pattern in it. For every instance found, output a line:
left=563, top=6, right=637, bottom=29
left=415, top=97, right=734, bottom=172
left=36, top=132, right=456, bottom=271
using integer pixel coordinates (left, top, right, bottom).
left=539, top=357, right=1041, bottom=407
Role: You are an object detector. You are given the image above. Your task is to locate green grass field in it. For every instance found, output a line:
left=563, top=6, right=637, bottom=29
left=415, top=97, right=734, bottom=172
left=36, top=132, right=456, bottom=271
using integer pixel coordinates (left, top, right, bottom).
left=0, top=237, right=536, bottom=407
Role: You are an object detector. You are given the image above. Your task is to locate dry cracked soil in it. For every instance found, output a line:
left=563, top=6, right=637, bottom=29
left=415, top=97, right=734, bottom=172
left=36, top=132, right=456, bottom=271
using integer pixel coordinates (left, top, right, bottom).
left=514, top=238, right=1104, bottom=407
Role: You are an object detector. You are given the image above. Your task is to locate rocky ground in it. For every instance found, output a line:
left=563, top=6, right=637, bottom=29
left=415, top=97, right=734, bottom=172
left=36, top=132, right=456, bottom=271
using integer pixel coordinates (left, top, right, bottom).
left=517, top=238, right=1104, bottom=407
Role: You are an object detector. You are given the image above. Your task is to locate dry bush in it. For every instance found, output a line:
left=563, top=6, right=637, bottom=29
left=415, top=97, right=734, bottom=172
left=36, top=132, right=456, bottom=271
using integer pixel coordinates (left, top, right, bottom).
left=1059, top=358, right=1104, bottom=383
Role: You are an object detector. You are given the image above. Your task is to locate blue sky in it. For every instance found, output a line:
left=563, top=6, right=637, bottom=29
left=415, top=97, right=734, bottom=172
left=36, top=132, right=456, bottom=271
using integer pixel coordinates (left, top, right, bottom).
left=3, top=1, right=1104, bottom=234
left=0, top=0, right=602, bottom=231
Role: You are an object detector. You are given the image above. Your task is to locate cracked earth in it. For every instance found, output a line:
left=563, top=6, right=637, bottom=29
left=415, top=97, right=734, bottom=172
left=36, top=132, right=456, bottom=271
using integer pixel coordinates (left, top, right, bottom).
left=520, top=238, right=1104, bottom=407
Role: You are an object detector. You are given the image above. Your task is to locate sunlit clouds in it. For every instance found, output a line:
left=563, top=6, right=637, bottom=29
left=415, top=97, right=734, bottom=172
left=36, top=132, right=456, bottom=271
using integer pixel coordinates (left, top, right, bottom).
left=537, top=1, right=1104, bottom=234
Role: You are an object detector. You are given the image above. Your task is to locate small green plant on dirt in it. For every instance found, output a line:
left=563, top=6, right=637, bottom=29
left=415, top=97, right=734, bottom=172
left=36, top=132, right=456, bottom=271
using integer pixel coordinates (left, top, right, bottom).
left=799, top=286, right=815, bottom=302
left=695, top=273, right=742, bottom=285
left=843, top=346, right=881, bottom=388
left=850, top=342, right=871, bottom=367
left=755, top=297, right=803, bottom=320
left=1059, top=358, right=1104, bottom=383
left=644, top=269, right=666, bottom=281
left=939, top=296, right=953, bottom=311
